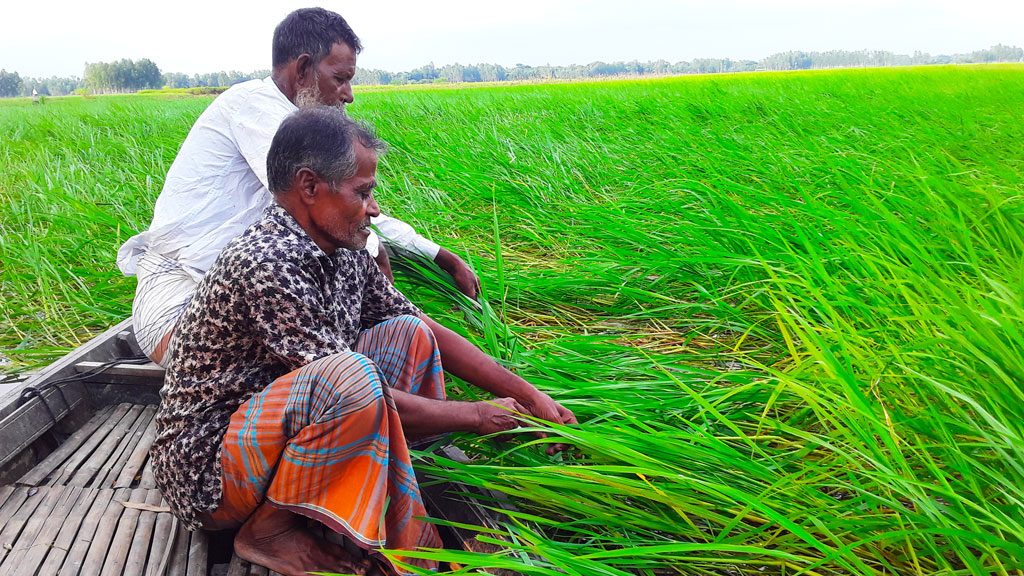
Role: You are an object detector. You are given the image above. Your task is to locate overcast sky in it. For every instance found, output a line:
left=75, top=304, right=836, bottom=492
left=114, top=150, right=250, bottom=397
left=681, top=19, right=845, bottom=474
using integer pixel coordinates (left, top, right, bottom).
left=2, top=0, right=1022, bottom=78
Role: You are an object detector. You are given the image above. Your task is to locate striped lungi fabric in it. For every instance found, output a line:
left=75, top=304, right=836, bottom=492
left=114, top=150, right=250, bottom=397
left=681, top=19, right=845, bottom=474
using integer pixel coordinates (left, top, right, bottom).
left=208, top=315, right=446, bottom=574
left=132, top=251, right=198, bottom=366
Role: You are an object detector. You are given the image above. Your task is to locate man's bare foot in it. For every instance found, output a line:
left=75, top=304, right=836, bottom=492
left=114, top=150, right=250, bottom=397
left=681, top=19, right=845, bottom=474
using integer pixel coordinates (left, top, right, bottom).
left=234, top=502, right=369, bottom=576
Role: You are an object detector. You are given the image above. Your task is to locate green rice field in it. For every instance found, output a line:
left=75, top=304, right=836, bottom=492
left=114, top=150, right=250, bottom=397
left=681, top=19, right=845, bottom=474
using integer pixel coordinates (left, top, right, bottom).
left=2, top=65, right=1023, bottom=574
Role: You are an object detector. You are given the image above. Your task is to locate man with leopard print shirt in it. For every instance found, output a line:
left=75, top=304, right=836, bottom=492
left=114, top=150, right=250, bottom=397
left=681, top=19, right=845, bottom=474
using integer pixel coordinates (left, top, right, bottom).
left=151, top=107, right=576, bottom=576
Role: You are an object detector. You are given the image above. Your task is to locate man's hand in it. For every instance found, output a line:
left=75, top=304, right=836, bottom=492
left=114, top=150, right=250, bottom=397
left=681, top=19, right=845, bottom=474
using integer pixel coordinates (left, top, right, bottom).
left=521, top=391, right=578, bottom=455
left=420, top=314, right=578, bottom=454
left=433, top=248, right=480, bottom=300
left=474, top=398, right=528, bottom=435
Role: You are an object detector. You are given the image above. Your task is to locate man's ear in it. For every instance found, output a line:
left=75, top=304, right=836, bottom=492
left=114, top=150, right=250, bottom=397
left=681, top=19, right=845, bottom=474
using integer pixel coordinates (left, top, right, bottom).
left=295, top=168, right=319, bottom=205
left=294, top=54, right=314, bottom=88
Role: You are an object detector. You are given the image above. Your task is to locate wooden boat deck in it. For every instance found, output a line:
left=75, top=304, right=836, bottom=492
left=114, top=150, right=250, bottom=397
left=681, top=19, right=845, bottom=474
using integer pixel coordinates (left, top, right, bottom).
left=0, top=320, right=513, bottom=575
left=0, top=403, right=285, bottom=575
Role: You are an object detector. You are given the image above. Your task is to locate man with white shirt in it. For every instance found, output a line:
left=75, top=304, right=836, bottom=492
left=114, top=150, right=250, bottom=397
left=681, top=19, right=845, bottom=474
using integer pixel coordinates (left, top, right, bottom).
left=117, top=8, right=479, bottom=366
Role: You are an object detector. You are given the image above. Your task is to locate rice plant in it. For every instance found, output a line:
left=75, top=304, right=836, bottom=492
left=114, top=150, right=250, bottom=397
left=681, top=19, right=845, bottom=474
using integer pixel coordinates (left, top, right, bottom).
left=2, top=65, right=1023, bottom=573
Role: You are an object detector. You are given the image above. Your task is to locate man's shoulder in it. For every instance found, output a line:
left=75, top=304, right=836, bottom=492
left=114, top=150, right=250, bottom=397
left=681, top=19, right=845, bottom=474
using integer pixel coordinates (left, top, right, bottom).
left=202, top=78, right=287, bottom=115
left=215, top=214, right=315, bottom=273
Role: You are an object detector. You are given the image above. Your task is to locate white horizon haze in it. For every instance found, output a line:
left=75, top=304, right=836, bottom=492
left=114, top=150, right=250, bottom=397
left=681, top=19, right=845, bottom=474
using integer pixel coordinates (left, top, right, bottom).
left=1, top=0, right=1021, bottom=78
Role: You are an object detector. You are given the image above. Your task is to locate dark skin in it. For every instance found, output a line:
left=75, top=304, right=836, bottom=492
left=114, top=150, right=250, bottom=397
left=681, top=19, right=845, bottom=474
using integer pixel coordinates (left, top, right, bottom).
left=234, top=143, right=576, bottom=576
left=271, top=42, right=481, bottom=299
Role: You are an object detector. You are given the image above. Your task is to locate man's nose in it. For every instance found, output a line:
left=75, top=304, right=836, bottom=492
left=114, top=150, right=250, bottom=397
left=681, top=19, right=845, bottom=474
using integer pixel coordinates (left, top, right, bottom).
left=341, top=84, right=354, bottom=104
left=366, top=195, right=380, bottom=217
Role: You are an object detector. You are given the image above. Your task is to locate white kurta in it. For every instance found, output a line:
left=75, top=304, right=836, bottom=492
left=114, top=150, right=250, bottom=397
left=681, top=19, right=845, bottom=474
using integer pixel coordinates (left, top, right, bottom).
left=117, top=77, right=440, bottom=281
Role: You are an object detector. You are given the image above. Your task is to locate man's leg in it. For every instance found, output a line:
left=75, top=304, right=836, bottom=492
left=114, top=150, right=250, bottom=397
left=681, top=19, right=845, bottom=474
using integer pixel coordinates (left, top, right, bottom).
left=354, top=314, right=445, bottom=401
left=131, top=252, right=196, bottom=366
left=233, top=500, right=368, bottom=576
left=207, top=350, right=441, bottom=575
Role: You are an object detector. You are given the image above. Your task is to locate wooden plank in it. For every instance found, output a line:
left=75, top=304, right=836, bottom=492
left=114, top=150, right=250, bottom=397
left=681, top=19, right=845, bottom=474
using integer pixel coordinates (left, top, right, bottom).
left=165, top=522, right=191, bottom=576
left=0, top=319, right=136, bottom=410
left=15, top=486, right=85, bottom=576
left=0, top=485, right=65, bottom=571
left=74, top=360, right=166, bottom=386
left=144, top=499, right=174, bottom=576
left=0, top=486, right=27, bottom=530
left=79, top=487, right=133, bottom=575
left=0, top=382, right=88, bottom=471
left=122, top=489, right=165, bottom=576
left=97, top=487, right=148, bottom=576
left=0, top=486, right=16, bottom=510
left=68, top=404, right=145, bottom=487
left=95, top=406, right=156, bottom=489
left=17, top=405, right=115, bottom=487
left=0, top=486, right=46, bottom=563
left=225, top=554, right=250, bottom=576
left=186, top=529, right=209, bottom=576
left=60, top=488, right=128, bottom=576
left=112, top=413, right=158, bottom=489
left=139, top=459, right=157, bottom=489
left=0, top=486, right=62, bottom=570
left=34, top=487, right=103, bottom=575
left=0, top=319, right=138, bottom=468
left=50, top=404, right=133, bottom=486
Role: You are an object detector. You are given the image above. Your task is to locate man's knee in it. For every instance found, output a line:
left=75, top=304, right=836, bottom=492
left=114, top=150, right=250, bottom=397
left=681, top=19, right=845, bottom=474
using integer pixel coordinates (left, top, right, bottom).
left=302, top=351, right=387, bottom=412
left=398, top=314, right=435, bottom=343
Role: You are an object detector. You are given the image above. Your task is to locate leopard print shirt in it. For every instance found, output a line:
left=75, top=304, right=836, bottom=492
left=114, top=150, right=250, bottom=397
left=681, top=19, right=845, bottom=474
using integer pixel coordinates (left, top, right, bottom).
left=150, top=204, right=419, bottom=530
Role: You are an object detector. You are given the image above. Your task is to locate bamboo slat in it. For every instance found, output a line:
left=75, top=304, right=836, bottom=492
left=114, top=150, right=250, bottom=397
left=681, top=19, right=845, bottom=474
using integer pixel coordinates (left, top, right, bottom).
left=69, top=405, right=145, bottom=486
left=0, top=486, right=30, bottom=532
left=36, top=488, right=106, bottom=575
left=0, top=486, right=46, bottom=564
left=58, top=487, right=125, bottom=576
left=165, top=522, right=191, bottom=576
left=139, top=459, right=157, bottom=489
left=225, top=554, right=250, bottom=576
left=76, top=487, right=131, bottom=575
left=0, top=486, right=61, bottom=568
left=12, top=486, right=84, bottom=574
left=145, top=502, right=175, bottom=576
left=122, top=489, right=166, bottom=576
left=94, top=406, right=156, bottom=489
left=112, top=414, right=159, bottom=488
left=17, top=405, right=114, bottom=486
left=186, top=529, right=209, bottom=576
left=51, top=404, right=133, bottom=486
left=97, top=487, right=147, bottom=576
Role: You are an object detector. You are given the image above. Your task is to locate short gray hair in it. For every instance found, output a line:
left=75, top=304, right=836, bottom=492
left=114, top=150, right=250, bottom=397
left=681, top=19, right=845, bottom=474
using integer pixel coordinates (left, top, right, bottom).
left=266, top=106, right=386, bottom=195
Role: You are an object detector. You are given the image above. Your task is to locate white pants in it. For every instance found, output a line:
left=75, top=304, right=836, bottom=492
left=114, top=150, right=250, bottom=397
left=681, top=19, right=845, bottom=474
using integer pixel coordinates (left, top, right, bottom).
left=132, top=252, right=198, bottom=367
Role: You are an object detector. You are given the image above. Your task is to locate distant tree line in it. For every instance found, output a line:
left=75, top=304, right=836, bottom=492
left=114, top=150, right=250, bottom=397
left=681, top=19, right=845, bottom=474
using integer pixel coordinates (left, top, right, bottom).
left=1, top=44, right=1021, bottom=97
left=355, top=44, right=1023, bottom=85
left=352, top=58, right=757, bottom=85
left=760, top=44, right=1024, bottom=71
left=83, top=59, right=163, bottom=93
left=161, top=70, right=270, bottom=89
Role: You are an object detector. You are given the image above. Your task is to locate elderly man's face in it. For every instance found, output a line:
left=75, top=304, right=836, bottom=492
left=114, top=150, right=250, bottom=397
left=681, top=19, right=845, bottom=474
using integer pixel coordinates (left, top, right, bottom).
left=296, top=42, right=356, bottom=112
left=309, top=141, right=380, bottom=253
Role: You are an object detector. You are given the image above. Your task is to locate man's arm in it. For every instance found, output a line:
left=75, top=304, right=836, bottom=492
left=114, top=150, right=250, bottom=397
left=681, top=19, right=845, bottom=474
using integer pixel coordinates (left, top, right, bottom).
left=372, top=214, right=480, bottom=299
left=419, top=313, right=577, bottom=453
left=373, top=248, right=394, bottom=283
left=389, top=393, right=527, bottom=438
left=433, top=248, right=480, bottom=300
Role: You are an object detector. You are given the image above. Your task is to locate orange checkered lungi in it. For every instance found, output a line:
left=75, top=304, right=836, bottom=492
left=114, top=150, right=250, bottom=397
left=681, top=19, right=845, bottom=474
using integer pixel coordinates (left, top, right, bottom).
left=203, top=315, right=444, bottom=573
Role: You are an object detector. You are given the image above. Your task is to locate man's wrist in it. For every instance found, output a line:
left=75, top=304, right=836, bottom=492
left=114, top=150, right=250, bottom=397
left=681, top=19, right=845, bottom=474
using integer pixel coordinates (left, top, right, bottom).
left=470, top=401, right=485, bottom=434
left=433, top=248, right=459, bottom=274
left=508, top=377, right=545, bottom=408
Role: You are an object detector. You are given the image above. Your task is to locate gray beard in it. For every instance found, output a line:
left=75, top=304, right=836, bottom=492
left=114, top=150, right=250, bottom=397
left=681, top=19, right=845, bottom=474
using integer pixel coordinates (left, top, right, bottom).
left=295, top=78, right=347, bottom=116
